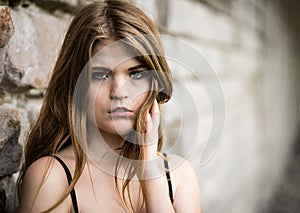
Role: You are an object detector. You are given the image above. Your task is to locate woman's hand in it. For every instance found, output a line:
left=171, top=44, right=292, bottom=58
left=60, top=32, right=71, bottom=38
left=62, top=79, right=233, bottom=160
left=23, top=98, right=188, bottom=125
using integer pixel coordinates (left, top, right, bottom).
left=144, top=99, right=160, bottom=161
left=139, top=99, right=176, bottom=212
left=141, top=100, right=201, bottom=212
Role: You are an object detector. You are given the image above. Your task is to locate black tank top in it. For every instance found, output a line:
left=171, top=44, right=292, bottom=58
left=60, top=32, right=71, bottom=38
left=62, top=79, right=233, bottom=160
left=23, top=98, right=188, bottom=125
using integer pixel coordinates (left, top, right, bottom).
left=53, top=153, right=174, bottom=213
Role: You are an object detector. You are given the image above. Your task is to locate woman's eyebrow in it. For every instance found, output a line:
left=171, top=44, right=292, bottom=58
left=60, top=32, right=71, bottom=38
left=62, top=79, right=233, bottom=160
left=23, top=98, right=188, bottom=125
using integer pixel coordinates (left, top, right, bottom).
left=128, top=64, right=147, bottom=71
left=91, top=66, right=111, bottom=72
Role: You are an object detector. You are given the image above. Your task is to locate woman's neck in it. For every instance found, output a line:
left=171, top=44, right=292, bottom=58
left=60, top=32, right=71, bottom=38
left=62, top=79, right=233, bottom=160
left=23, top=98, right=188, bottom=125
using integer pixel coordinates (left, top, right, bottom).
left=99, top=129, right=125, bottom=151
left=86, top=123, right=126, bottom=161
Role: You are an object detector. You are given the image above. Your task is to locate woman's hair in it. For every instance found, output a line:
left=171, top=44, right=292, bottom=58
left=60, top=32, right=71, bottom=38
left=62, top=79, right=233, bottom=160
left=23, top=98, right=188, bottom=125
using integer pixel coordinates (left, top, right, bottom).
left=17, top=0, right=172, bottom=212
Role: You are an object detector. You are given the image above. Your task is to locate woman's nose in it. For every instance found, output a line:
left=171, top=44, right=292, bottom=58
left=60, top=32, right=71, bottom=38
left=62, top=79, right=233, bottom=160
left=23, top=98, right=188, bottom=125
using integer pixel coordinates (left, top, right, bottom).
left=110, top=75, right=129, bottom=100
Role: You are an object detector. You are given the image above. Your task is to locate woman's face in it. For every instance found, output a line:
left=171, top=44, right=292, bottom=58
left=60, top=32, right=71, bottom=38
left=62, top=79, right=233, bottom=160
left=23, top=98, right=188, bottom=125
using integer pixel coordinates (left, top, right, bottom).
left=88, top=40, right=151, bottom=136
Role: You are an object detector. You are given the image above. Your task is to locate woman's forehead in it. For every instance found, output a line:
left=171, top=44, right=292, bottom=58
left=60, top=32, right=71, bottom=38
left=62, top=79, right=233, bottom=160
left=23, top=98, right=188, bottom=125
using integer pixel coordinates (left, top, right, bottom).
left=92, top=39, right=136, bottom=56
left=91, top=40, right=141, bottom=68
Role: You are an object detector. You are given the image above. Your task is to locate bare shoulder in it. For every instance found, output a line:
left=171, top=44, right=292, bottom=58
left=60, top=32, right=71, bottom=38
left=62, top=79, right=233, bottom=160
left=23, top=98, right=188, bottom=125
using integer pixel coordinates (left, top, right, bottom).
left=18, top=156, right=72, bottom=213
left=166, top=154, right=201, bottom=213
left=165, top=154, right=197, bottom=180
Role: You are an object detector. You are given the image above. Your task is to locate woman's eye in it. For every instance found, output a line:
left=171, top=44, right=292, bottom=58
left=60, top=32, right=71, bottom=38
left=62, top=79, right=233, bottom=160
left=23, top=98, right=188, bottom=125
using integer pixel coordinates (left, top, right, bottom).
left=92, top=72, right=110, bottom=80
left=130, top=71, right=146, bottom=79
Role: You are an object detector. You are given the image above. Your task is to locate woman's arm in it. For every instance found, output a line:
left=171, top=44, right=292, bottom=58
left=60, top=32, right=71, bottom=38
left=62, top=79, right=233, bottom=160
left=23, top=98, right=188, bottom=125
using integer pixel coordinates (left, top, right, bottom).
left=142, top=153, right=201, bottom=212
left=142, top=100, right=201, bottom=212
left=172, top=158, right=201, bottom=212
left=18, top=157, right=72, bottom=213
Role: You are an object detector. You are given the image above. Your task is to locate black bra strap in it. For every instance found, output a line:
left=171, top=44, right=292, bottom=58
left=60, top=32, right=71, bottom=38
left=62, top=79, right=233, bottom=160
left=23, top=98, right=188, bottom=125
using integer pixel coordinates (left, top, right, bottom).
left=52, top=156, right=79, bottom=213
left=51, top=154, right=173, bottom=210
left=163, top=153, right=174, bottom=203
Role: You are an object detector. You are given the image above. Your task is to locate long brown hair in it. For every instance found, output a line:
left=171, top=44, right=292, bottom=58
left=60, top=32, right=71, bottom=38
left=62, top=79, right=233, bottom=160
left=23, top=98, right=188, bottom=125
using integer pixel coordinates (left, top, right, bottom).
left=17, top=0, right=172, bottom=212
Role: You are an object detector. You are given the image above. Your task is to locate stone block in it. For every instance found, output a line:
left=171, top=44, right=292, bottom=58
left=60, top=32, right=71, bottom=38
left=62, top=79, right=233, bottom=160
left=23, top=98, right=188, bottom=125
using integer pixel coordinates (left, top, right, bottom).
left=31, top=0, right=78, bottom=6
left=0, top=7, right=71, bottom=90
left=167, top=37, right=227, bottom=76
left=135, top=0, right=166, bottom=27
left=0, top=187, right=6, bottom=213
left=232, top=0, right=267, bottom=32
left=18, top=96, right=42, bottom=125
left=167, top=0, right=236, bottom=46
left=205, top=0, right=233, bottom=12
left=135, top=0, right=158, bottom=20
left=0, top=175, right=19, bottom=213
left=235, top=24, right=263, bottom=53
left=27, top=0, right=78, bottom=13
left=0, top=6, right=14, bottom=48
left=0, top=106, right=22, bottom=177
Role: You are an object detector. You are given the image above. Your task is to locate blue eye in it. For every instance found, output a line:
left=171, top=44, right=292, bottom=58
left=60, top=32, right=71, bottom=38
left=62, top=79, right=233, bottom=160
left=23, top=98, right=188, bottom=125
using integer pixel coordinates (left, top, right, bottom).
left=92, top=72, right=110, bottom=80
left=130, top=71, right=147, bottom=79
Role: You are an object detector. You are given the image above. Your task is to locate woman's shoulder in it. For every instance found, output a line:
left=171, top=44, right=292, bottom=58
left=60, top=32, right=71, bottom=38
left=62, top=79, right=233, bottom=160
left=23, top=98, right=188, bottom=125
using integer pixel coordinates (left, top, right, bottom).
left=25, top=155, right=72, bottom=178
left=165, top=153, right=197, bottom=176
left=22, top=156, right=71, bottom=196
left=164, top=153, right=201, bottom=212
left=19, top=156, right=72, bottom=212
left=24, top=156, right=68, bottom=181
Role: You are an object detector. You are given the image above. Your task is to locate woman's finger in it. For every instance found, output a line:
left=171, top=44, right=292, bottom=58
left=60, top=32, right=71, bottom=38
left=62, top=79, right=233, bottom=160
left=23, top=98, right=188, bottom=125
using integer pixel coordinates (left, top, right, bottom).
left=146, top=112, right=153, bottom=133
left=145, top=99, right=160, bottom=145
left=150, top=99, right=160, bottom=130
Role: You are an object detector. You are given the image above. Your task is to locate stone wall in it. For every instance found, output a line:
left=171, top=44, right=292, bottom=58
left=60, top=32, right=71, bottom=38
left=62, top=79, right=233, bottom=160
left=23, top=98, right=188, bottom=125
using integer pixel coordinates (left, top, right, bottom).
left=137, top=0, right=300, bottom=212
left=0, top=0, right=299, bottom=212
left=0, top=1, right=73, bottom=212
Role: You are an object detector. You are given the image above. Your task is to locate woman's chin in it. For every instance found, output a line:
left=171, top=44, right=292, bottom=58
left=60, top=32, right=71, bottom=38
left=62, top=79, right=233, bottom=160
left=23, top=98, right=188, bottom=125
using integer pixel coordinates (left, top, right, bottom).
left=106, top=120, right=135, bottom=137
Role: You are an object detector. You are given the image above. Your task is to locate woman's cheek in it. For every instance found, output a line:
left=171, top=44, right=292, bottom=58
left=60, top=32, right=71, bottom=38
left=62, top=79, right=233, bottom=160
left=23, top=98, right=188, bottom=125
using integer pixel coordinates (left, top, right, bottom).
left=131, top=91, right=149, bottom=112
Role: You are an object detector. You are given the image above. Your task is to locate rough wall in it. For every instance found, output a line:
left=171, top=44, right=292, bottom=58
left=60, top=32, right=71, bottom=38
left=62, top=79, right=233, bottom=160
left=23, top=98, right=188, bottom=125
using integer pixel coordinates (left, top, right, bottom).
left=0, top=0, right=299, bottom=212
left=136, top=0, right=299, bottom=212
left=0, top=1, right=73, bottom=212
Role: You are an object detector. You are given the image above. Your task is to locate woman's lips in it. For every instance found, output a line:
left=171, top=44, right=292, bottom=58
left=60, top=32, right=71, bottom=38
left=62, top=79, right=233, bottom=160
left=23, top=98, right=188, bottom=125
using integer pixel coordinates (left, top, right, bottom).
left=109, top=107, right=134, bottom=117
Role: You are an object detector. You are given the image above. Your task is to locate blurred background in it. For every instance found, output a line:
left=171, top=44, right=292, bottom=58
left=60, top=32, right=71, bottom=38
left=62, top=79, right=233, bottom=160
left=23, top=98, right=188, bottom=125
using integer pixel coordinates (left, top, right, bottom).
left=0, top=0, right=299, bottom=212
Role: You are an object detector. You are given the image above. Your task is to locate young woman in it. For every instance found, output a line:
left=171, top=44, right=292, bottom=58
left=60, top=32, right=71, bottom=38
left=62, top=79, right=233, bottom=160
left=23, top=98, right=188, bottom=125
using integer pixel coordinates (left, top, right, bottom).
left=17, top=0, right=201, bottom=212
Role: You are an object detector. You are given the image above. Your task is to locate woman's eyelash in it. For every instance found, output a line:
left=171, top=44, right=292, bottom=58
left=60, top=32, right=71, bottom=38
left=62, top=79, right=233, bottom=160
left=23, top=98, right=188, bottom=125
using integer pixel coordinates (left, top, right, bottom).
left=92, top=71, right=110, bottom=80
left=130, top=70, right=150, bottom=79
left=91, top=69, right=150, bottom=80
